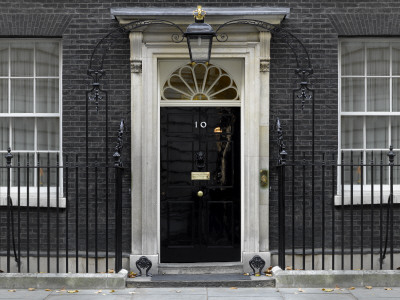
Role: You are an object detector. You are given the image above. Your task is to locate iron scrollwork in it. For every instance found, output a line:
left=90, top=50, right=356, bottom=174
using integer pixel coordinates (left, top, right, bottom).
left=136, top=256, right=153, bottom=277
left=87, top=19, right=185, bottom=111
left=276, top=118, right=287, bottom=165
left=113, top=119, right=125, bottom=167
left=88, top=17, right=314, bottom=111
left=295, top=69, right=314, bottom=110
left=215, top=19, right=314, bottom=108
left=249, top=255, right=266, bottom=275
left=86, top=70, right=106, bottom=112
left=215, top=19, right=313, bottom=75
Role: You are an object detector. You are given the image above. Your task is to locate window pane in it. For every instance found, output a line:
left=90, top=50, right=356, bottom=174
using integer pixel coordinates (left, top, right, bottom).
left=0, top=155, right=6, bottom=186
left=391, top=117, right=400, bottom=148
left=10, top=43, right=33, bottom=76
left=37, top=118, right=59, bottom=150
left=393, top=78, right=400, bottom=112
left=341, top=116, right=363, bottom=149
left=0, top=44, right=8, bottom=76
left=342, top=151, right=363, bottom=185
left=392, top=44, right=400, bottom=75
left=36, top=79, right=59, bottom=113
left=0, top=79, right=8, bottom=113
left=341, top=78, right=364, bottom=111
left=35, top=42, right=59, bottom=77
left=37, top=153, right=58, bottom=186
left=366, top=151, right=388, bottom=185
left=341, top=42, right=364, bottom=75
left=367, top=78, right=389, bottom=111
left=394, top=152, right=400, bottom=185
left=366, top=42, right=390, bottom=76
left=366, top=116, right=388, bottom=149
left=12, top=152, right=34, bottom=187
left=12, top=118, right=34, bottom=150
left=0, top=118, right=9, bottom=149
left=11, top=79, right=33, bottom=113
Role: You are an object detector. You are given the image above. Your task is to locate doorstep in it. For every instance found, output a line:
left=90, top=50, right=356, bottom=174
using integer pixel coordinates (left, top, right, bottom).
left=127, top=273, right=275, bottom=288
left=158, top=262, right=244, bottom=274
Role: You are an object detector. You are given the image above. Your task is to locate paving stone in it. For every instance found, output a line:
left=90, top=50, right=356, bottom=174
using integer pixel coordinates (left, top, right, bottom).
left=51, top=289, right=126, bottom=295
left=349, top=288, right=400, bottom=298
left=46, top=295, right=132, bottom=300
left=208, top=287, right=281, bottom=297
left=130, top=295, right=205, bottom=300
left=208, top=297, right=282, bottom=300
left=104, top=289, right=137, bottom=295
left=0, top=289, right=51, bottom=299
left=282, top=294, right=355, bottom=300
left=278, top=288, right=350, bottom=294
left=132, top=287, right=206, bottom=295
left=355, top=298, right=400, bottom=300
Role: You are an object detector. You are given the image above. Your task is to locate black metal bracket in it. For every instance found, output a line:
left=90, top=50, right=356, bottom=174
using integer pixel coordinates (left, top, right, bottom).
left=249, top=255, right=266, bottom=275
left=136, top=256, right=152, bottom=277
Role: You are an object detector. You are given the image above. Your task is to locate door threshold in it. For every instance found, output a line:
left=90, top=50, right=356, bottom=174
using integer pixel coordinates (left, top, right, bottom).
left=158, top=262, right=243, bottom=275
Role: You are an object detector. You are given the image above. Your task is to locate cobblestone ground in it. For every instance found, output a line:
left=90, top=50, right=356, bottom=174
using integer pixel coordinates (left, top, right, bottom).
left=0, top=287, right=399, bottom=299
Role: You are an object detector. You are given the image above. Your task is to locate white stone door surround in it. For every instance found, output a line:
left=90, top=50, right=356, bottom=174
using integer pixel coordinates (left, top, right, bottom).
left=111, top=6, right=289, bottom=273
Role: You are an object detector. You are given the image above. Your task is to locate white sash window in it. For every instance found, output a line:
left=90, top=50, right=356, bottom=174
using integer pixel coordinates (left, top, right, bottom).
left=0, top=39, right=62, bottom=204
left=338, top=39, right=400, bottom=203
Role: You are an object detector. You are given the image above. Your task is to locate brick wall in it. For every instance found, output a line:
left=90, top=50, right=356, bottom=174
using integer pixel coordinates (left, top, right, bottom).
left=1, top=0, right=400, bottom=261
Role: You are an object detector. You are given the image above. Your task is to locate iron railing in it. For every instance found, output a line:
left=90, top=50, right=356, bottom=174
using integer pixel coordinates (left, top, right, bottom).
left=0, top=122, right=125, bottom=274
left=276, top=143, right=399, bottom=270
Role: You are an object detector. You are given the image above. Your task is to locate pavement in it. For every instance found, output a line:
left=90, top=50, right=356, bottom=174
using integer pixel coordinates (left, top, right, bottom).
left=0, top=287, right=400, bottom=299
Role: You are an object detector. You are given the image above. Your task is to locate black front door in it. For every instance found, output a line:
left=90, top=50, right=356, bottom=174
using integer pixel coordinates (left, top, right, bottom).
left=160, top=107, right=241, bottom=263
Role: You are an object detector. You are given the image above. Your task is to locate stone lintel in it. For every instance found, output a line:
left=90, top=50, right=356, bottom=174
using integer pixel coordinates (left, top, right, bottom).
left=111, top=7, right=289, bottom=27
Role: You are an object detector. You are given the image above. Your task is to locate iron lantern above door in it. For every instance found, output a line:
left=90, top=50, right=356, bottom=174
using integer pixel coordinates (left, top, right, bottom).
left=184, top=6, right=215, bottom=64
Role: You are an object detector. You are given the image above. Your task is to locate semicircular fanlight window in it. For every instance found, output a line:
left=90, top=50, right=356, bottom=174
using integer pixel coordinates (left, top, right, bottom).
left=161, top=63, right=240, bottom=101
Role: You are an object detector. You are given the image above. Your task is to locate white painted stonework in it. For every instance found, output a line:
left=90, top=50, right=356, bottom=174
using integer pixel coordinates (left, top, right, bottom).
left=111, top=7, right=288, bottom=274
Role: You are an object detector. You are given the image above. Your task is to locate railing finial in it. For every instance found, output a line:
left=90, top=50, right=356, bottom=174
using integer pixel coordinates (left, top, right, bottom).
left=5, top=147, right=13, bottom=166
left=388, top=145, right=396, bottom=164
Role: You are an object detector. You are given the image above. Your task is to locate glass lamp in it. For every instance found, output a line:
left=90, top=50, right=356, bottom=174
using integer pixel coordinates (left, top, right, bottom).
left=184, top=6, right=215, bottom=64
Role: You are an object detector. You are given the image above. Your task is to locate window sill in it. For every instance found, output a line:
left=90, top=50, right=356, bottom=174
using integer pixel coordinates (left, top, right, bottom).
left=334, top=192, right=400, bottom=206
left=0, top=193, right=66, bottom=208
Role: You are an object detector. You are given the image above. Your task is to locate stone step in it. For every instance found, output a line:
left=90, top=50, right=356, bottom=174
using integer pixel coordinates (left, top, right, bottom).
left=127, top=274, right=275, bottom=288
left=158, top=262, right=244, bottom=275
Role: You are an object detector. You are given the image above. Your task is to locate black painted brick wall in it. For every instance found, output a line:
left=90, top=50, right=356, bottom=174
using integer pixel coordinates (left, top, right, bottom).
left=1, top=0, right=400, bottom=261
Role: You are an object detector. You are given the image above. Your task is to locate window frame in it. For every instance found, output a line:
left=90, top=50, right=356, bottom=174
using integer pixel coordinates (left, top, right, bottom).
left=0, top=38, right=63, bottom=205
left=338, top=37, right=400, bottom=204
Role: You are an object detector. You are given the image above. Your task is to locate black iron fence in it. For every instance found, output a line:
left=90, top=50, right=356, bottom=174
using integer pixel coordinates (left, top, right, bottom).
left=0, top=123, right=125, bottom=274
left=276, top=145, right=400, bottom=270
